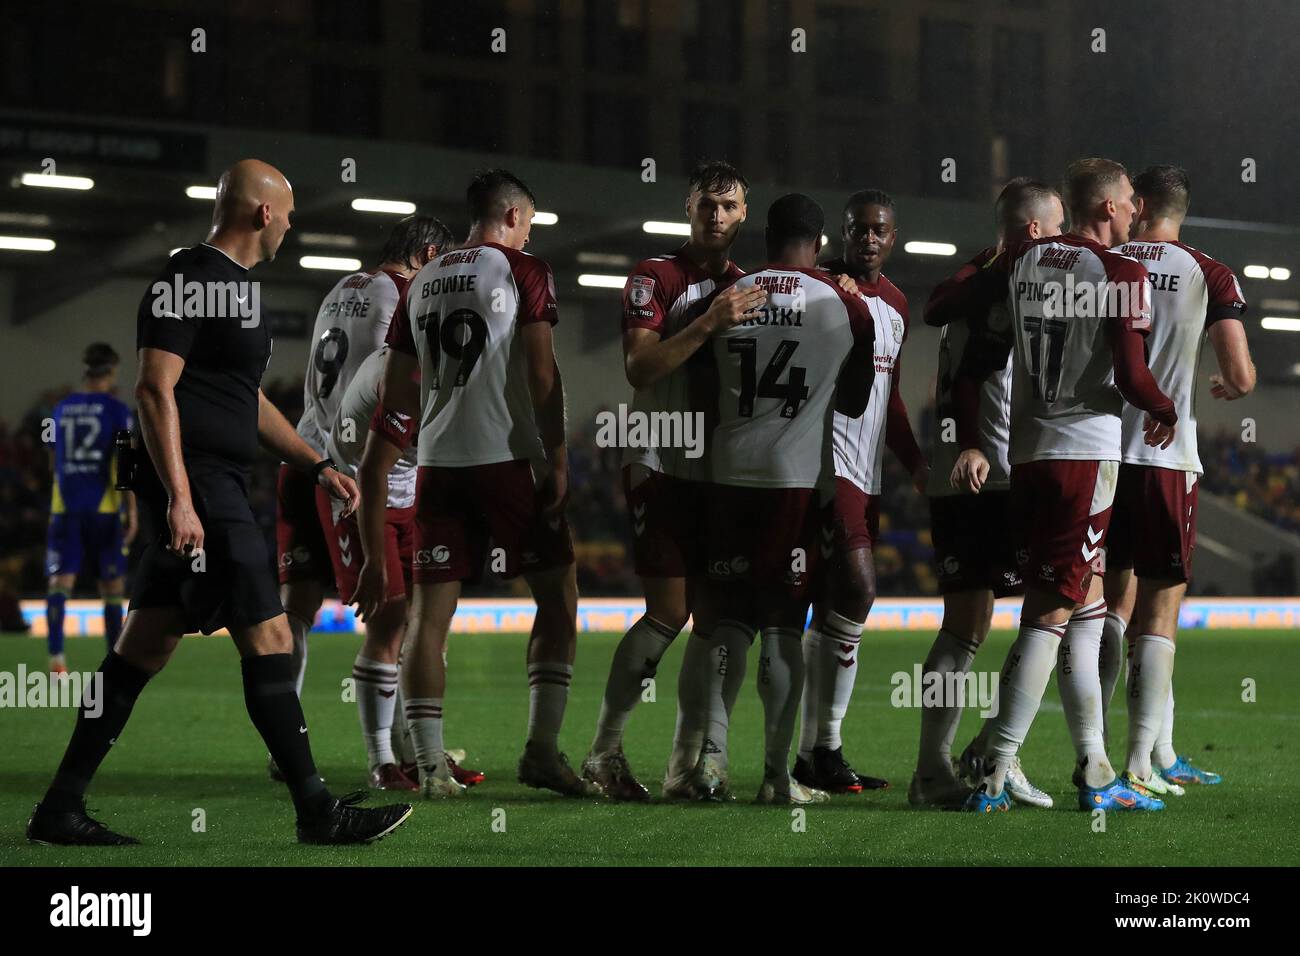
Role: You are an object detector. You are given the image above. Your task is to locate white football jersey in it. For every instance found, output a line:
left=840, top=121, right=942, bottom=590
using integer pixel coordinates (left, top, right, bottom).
left=1114, top=240, right=1246, bottom=473
left=387, top=242, right=559, bottom=467
left=297, top=269, right=406, bottom=455
left=928, top=248, right=1013, bottom=497
left=324, top=348, right=417, bottom=510
left=1003, top=236, right=1152, bottom=464
left=709, top=268, right=873, bottom=489
left=620, top=252, right=745, bottom=482
left=823, top=272, right=909, bottom=495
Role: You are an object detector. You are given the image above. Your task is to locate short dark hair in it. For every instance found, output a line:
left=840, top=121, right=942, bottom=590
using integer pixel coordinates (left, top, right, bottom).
left=1132, top=164, right=1191, bottom=219
left=688, top=160, right=749, bottom=200
left=1063, top=157, right=1129, bottom=222
left=766, top=193, right=824, bottom=256
left=466, top=168, right=536, bottom=223
left=379, top=215, right=455, bottom=268
left=844, top=189, right=896, bottom=218
left=83, top=342, right=119, bottom=378
left=996, top=177, right=1060, bottom=227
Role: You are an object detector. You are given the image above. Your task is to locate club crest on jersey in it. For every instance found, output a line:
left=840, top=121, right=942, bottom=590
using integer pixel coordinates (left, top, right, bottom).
left=629, top=276, right=655, bottom=307
left=891, top=316, right=904, bottom=343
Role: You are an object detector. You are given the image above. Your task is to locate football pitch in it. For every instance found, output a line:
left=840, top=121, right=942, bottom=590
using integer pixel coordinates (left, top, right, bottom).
left=0, top=628, right=1296, bottom=867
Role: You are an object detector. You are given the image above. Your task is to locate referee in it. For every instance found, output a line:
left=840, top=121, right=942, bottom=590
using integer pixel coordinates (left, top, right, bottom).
left=27, top=159, right=413, bottom=846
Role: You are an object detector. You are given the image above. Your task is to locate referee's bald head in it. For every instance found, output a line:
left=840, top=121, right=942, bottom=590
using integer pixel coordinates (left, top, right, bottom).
left=209, top=159, right=295, bottom=263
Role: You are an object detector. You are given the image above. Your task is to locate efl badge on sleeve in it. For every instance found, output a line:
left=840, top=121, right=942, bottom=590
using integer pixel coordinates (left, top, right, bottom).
left=629, top=275, right=655, bottom=307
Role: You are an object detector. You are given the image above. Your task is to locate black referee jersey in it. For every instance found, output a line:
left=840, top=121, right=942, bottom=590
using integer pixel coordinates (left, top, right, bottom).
left=130, top=243, right=285, bottom=634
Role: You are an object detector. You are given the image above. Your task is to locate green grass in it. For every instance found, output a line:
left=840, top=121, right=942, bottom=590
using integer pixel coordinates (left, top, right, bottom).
left=0, top=628, right=1296, bottom=866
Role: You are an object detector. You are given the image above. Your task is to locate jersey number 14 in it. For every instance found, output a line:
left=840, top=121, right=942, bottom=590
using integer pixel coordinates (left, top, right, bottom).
left=727, top=338, right=810, bottom=418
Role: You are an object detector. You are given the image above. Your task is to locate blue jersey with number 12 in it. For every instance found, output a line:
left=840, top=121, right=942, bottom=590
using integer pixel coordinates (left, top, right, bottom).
left=50, top=392, right=134, bottom=514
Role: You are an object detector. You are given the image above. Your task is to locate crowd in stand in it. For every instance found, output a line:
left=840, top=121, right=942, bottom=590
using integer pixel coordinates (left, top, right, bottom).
left=1199, top=429, right=1300, bottom=535
left=3, top=382, right=1298, bottom=609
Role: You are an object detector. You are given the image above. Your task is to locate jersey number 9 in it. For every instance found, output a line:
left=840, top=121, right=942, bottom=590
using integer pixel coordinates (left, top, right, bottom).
left=313, top=327, right=350, bottom=400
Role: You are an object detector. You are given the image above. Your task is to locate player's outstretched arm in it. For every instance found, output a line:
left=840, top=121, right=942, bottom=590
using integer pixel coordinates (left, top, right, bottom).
left=351, top=349, right=418, bottom=620
left=352, top=432, right=402, bottom=620
left=1207, top=318, right=1256, bottom=400
left=948, top=369, right=989, bottom=494
left=523, top=321, right=569, bottom=517
left=623, top=285, right=767, bottom=390
left=923, top=257, right=1003, bottom=327
left=257, top=390, right=359, bottom=515
left=123, top=490, right=138, bottom=546
left=136, top=347, right=202, bottom=555
left=1108, top=323, right=1177, bottom=448
left=884, top=355, right=928, bottom=493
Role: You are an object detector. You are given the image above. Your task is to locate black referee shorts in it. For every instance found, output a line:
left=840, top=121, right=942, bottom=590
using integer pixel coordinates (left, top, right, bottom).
left=131, top=462, right=284, bottom=635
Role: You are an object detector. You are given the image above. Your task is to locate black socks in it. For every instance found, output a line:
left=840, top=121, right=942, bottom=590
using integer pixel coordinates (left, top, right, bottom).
left=44, top=651, right=153, bottom=812
left=240, top=653, right=331, bottom=818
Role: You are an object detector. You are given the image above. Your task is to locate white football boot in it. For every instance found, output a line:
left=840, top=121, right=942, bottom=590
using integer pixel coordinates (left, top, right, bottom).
left=1004, top=755, right=1053, bottom=808
left=756, top=770, right=830, bottom=805
left=420, top=759, right=467, bottom=799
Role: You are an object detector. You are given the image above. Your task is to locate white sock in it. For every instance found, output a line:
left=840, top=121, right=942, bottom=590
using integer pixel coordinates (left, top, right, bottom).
left=756, top=627, right=803, bottom=778
left=391, top=682, right=414, bottom=765
left=797, top=628, right=822, bottom=761
left=667, top=631, right=712, bottom=780
left=1099, top=610, right=1126, bottom=746
left=527, top=661, right=572, bottom=749
left=816, top=610, right=862, bottom=751
left=404, top=696, right=444, bottom=772
left=982, top=622, right=1065, bottom=796
left=1154, top=683, right=1177, bottom=771
left=916, top=628, right=980, bottom=778
left=1057, top=598, right=1113, bottom=788
left=352, top=655, right=398, bottom=768
left=592, top=615, right=677, bottom=754
left=288, top=611, right=311, bottom=697
left=701, top=619, right=753, bottom=773
left=1126, top=634, right=1176, bottom=780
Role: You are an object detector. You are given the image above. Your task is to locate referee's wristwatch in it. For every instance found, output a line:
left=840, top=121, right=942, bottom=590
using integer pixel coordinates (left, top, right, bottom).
left=311, top=457, right=337, bottom=482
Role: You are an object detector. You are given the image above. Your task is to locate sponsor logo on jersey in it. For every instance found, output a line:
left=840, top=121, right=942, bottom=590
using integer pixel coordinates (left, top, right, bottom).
left=414, top=546, right=451, bottom=567
left=383, top=410, right=413, bottom=435
left=279, top=545, right=312, bottom=568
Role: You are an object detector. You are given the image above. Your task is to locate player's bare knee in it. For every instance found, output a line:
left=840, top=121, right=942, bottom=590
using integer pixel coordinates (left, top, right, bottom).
left=99, top=577, right=126, bottom=598
left=644, top=599, right=689, bottom=633
left=117, top=617, right=180, bottom=674
left=280, top=582, right=323, bottom=627
left=235, top=615, right=294, bottom=657
left=528, top=564, right=578, bottom=614
left=833, top=577, right=874, bottom=622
